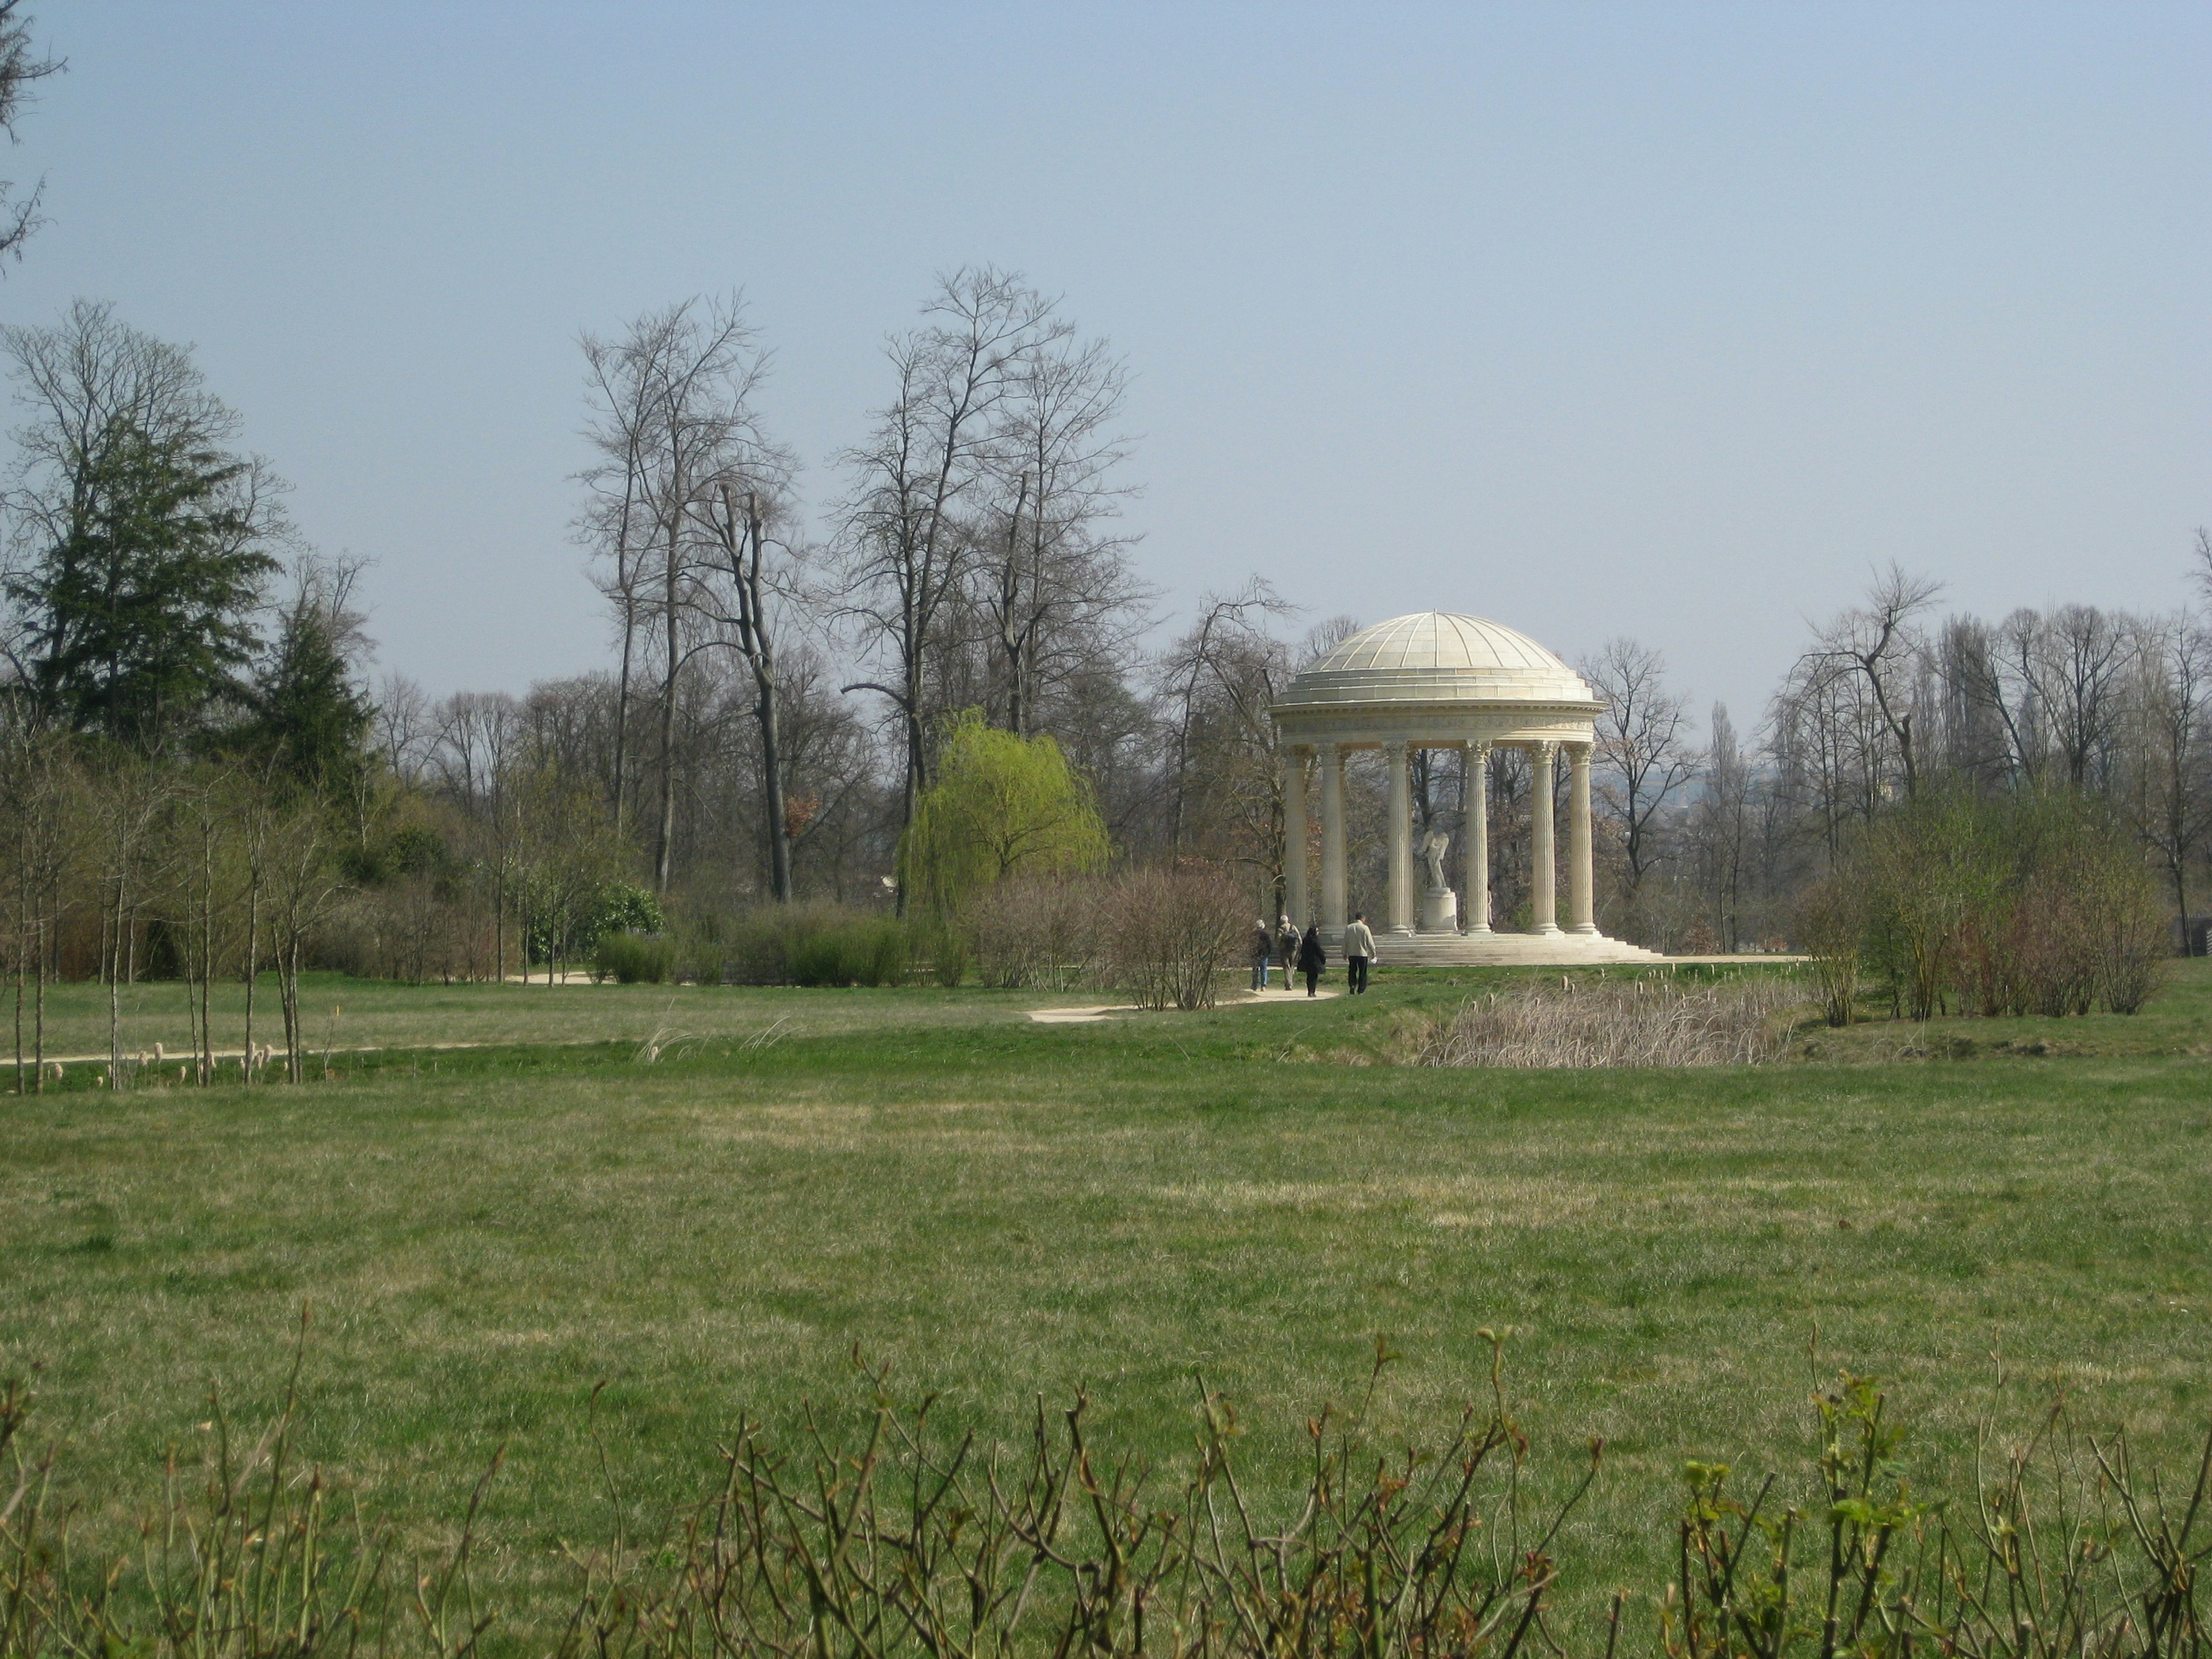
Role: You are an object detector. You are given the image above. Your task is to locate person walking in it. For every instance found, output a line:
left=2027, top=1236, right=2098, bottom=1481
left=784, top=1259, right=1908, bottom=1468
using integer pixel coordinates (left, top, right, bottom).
left=1343, top=911, right=1376, bottom=995
left=1296, top=922, right=1327, bottom=997
left=1249, top=919, right=1274, bottom=991
left=1277, top=915, right=1300, bottom=983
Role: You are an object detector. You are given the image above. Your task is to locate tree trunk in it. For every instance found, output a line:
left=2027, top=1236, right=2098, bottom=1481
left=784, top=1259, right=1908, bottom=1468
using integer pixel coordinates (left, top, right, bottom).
left=613, top=592, right=635, bottom=831
left=733, top=496, right=791, bottom=904
left=107, top=881, right=123, bottom=1085
left=998, top=474, right=1030, bottom=737
left=11, top=866, right=23, bottom=1095
left=32, top=900, right=46, bottom=1095
left=759, top=681, right=791, bottom=904
left=243, top=873, right=259, bottom=1085
left=282, top=937, right=302, bottom=1084
left=656, top=518, right=681, bottom=893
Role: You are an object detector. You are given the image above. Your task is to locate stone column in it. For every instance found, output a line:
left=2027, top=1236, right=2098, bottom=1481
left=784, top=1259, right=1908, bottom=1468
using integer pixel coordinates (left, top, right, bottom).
left=1567, top=742, right=1597, bottom=935
left=1464, top=741, right=1491, bottom=933
left=1385, top=741, right=1414, bottom=935
left=1281, top=747, right=1309, bottom=927
left=1530, top=741, right=1560, bottom=935
left=1318, top=743, right=1346, bottom=941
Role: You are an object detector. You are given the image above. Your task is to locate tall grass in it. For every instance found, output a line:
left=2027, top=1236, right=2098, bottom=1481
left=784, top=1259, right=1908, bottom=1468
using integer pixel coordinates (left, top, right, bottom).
left=1415, top=975, right=1802, bottom=1067
left=709, top=904, right=911, bottom=987
left=7, top=1342, right=2211, bottom=1658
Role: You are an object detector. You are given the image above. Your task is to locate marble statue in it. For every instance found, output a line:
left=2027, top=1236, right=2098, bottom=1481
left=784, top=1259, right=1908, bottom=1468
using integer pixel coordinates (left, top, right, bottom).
left=1421, top=825, right=1450, bottom=890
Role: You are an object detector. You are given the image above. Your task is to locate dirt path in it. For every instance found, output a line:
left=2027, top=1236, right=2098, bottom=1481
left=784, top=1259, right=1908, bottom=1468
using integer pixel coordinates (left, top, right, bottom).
left=1028, top=986, right=1339, bottom=1024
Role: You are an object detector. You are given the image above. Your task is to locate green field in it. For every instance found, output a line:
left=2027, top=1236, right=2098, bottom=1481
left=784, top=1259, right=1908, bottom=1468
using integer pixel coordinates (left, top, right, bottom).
left=5, top=962, right=2211, bottom=1630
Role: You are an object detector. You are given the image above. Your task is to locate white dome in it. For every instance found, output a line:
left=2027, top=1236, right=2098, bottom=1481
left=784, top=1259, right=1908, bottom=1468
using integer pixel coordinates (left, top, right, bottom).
left=1276, top=612, right=1596, bottom=711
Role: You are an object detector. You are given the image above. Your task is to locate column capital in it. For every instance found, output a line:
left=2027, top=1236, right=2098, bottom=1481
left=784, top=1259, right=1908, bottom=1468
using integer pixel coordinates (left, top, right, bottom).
left=1466, top=738, right=1493, bottom=759
left=1531, top=738, right=1559, bottom=762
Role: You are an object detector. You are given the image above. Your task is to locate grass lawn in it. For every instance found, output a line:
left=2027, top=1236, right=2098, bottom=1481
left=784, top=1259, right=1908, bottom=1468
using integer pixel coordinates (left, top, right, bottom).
left=4, top=961, right=2211, bottom=1633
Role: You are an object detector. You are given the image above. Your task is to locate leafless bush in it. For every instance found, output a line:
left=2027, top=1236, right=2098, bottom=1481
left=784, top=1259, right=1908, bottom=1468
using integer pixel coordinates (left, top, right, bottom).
left=1415, top=974, right=1803, bottom=1067
left=965, top=872, right=1104, bottom=990
left=9, top=1349, right=2212, bottom=1659
left=1792, top=876, right=1862, bottom=1026
left=1101, top=862, right=1245, bottom=1009
left=2096, top=869, right=2172, bottom=1014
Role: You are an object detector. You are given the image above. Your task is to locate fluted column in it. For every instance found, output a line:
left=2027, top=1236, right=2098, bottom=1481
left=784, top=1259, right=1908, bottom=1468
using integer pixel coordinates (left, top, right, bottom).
left=1530, top=741, right=1560, bottom=935
left=1464, top=741, right=1490, bottom=933
left=1567, top=742, right=1596, bottom=935
left=1281, top=747, right=1309, bottom=927
left=1318, top=743, right=1346, bottom=941
left=1385, top=741, right=1414, bottom=935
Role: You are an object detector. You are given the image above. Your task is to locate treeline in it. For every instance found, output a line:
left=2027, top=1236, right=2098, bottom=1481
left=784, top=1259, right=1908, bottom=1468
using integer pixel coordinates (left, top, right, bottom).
left=1577, top=561, right=2212, bottom=963
left=3, top=271, right=2206, bottom=1043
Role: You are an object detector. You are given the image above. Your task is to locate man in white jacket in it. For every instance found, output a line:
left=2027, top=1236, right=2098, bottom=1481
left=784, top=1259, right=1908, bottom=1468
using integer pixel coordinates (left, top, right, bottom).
left=1342, top=912, right=1376, bottom=995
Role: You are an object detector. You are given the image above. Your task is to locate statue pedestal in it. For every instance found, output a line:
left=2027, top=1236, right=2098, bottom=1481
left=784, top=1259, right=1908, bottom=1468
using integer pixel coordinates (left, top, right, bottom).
left=1419, top=887, right=1459, bottom=933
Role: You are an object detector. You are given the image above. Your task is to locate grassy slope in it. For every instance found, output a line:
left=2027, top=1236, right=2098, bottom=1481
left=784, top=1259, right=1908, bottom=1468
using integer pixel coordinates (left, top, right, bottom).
left=3, top=963, right=2210, bottom=1625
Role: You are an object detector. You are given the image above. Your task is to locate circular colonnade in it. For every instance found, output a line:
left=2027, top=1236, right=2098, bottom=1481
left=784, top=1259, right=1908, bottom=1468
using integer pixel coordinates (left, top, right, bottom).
left=1270, top=611, right=1662, bottom=965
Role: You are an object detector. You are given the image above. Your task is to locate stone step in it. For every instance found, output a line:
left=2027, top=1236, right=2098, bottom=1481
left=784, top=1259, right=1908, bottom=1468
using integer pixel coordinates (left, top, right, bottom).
left=1330, top=930, right=1671, bottom=967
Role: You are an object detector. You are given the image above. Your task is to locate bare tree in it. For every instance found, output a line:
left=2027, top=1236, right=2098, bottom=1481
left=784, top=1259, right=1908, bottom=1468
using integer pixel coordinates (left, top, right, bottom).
left=86, top=760, right=164, bottom=1084
left=2037, top=604, right=2137, bottom=789
left=264, top=800, right=349, bottom=1082
left=1157, top=581, right=1294, bottom=858
left=433, top=691, right=522, bottom=978
left=0, top=2, right=59, bottom=268
left=1802, top=564, right=1942, bottom=800
left=2122, top=614, right=2212, bottom=935
left=373, top=672, right=435, bottom=785
left=982, top=323, right=1147, bottom=737
left=578, top=297, right=768, bottom=890
left=1579, top=637, right=1698, bottom=892
left=837, top=269, right=1054, bottom=857
left=576, top=319, right=667, bottom=829
left=0, top=714, right=73, bottom=1091
left=690, top=480, right=800, bottom=900
left=1691, top=705, right=1752, bottom=950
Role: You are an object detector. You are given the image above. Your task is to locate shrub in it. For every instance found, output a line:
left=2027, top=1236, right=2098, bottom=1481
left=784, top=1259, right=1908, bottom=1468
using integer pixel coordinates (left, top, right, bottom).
left=1415, top=974, right=1802, bottom=1067
left=1101, top=862, right=1245, bottom=1010
left=2093, top=858, right=2172, bottom=1014
left=787, top=915, right=909, bottom=987
left=914, top=912, right=971, bottom=987
left=7, top=1358, right=2206, bottom=1659
left=1843, top=787, right=2172, bottom=1020
left=1791, top=876, right=1862, bottom=1027
left=718, top=903, right=911, bottom=987
left=965, top=872, right=1104, bottom=990
left=593, top=930, right=674, bottom=984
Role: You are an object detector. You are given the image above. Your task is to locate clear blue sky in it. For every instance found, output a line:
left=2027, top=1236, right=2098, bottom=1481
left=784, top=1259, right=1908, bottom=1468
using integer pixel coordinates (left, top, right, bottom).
left=6, top=2, right=2207, bottom=728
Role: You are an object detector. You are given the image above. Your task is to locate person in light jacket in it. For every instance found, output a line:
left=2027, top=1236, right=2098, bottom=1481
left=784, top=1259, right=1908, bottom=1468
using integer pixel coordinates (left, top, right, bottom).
left=1249, top=919, right=1274, bottom=991
left=1296, top=922, right=1327, bottom=997
left=1276, top=915, right=1301, bottom=980
left=1342, top=911, right=1376, bottom=995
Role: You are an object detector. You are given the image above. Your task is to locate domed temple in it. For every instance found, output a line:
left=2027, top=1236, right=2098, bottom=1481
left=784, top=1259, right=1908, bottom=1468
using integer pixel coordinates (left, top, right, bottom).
left=1271, top=612, right=1663, bottom=964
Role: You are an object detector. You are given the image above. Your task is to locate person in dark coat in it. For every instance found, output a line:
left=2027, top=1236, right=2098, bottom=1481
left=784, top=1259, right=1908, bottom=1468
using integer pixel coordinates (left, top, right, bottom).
left=1249, top=920, right=1274, bottom=991
left=1296, top=923, right=1327, bottom=997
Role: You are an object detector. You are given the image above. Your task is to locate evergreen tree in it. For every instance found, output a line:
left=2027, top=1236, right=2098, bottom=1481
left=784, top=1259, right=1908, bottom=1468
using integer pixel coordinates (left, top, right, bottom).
left=5, top=416, right=278, bottom=749
left=242, top=581, right=373, bottom=793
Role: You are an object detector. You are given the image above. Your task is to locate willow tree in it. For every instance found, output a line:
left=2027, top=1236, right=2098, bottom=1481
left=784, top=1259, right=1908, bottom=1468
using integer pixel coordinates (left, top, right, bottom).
left=896, top=712, right=1108, bottom=919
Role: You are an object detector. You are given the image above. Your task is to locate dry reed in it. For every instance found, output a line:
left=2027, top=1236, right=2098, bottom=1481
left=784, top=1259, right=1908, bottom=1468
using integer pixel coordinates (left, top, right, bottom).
left=1415, top=974, right=1803, bottom=1068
